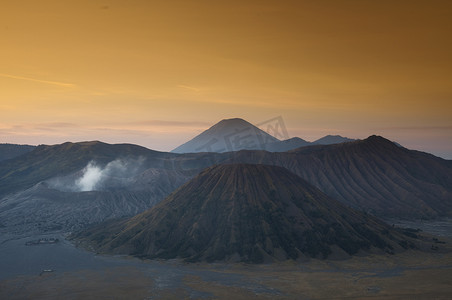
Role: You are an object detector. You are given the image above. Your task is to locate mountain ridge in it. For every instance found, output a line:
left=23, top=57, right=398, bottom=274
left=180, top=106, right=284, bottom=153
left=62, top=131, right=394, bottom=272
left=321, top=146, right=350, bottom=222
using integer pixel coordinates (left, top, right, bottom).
left=171, top=118, right=359, bottom=153
left=1, top=135, right=451, bottom=227
left=0, top=143, right=36, bottom=162
left=226, top=135, right=452, bottom=218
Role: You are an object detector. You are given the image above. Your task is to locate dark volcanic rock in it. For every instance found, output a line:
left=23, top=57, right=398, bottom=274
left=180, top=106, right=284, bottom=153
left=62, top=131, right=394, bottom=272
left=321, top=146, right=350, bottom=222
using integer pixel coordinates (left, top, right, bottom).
left=78, top=164, right=413, bottom=263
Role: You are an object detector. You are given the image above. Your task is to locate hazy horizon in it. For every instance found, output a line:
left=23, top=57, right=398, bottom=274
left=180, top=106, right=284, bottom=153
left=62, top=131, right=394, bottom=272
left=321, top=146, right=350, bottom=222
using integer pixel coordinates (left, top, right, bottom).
left=2, top=116, right=451, bottom=160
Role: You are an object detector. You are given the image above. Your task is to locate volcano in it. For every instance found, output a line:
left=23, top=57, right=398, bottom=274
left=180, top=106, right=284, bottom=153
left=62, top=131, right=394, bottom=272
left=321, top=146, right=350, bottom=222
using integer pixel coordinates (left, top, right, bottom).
left=171, top=118, right=280, bottom=153
left=78, top=164, right=415, bottom=263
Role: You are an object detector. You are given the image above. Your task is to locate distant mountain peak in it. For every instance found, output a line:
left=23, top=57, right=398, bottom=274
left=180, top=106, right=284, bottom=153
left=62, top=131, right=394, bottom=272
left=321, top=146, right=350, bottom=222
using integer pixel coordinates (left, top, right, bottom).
left=219, top=117, right=248, bottom=123
left=361, top=135, right=401, bottom=148
left=365, top=135, right=391, bottom=142
left=172, top=119, right=384, bottom=153
left=171, top=118, right=280, bottom=153
left=313, top=135, right=356, bottom=145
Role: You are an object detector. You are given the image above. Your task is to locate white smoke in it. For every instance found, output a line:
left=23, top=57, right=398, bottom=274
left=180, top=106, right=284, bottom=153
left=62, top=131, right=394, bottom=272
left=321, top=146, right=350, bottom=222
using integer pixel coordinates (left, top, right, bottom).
left=76, top=162, right=103, bottom=191
left=75, top=158, right=145, bottom=192
left=47, top=157, right=146, bottom=192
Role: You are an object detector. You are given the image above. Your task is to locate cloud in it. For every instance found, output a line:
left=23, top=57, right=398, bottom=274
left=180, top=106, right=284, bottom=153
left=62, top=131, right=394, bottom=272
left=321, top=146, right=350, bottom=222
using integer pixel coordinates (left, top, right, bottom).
left=0, top=120, right=207, bottom=149
left=124, top=120, right=212, bottom=127
left=0, top=122, right=79, bottom=136
left=0, top=73, right=76, bottom=88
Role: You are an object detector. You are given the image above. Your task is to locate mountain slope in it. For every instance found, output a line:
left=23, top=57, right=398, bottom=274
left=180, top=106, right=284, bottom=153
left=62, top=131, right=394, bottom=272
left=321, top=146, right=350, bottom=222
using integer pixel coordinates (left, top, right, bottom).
left=0, top=167, right=191, bottom=234
left=225, top=136, right=452, bottom=218
left=77, top=164, right=415, bottom=263
left=171, top=118, right=280, bottom=153
left=0, top=141, right=176, bottom=197
left=0, top=141, right=203, bottom=234
left=2, top=135, right=451, bottom=228
left=0, top=144, right=35, bottom=162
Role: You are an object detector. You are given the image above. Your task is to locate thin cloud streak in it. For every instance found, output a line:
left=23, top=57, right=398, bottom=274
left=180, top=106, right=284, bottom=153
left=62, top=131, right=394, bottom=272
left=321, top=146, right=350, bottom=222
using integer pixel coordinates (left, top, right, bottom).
left=0, top=120, right=209, bottom=139
left=0, top=73, right=76, bottom=88
left=177, top=85, right=201, bottom=92
left=124, top=120, right=212, bottom=127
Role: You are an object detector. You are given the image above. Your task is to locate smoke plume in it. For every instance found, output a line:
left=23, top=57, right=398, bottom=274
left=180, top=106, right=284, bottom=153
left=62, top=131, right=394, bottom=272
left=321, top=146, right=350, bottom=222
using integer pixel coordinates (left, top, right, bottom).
left=76, top=162, right=103, bottom=191
left=47, top=157, right=146, bottom=192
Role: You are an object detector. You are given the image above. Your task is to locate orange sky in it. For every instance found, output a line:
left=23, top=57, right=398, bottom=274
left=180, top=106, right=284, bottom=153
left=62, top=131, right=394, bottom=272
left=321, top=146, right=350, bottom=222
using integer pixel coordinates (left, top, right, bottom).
left=1, top=0, right=451, bottom=158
